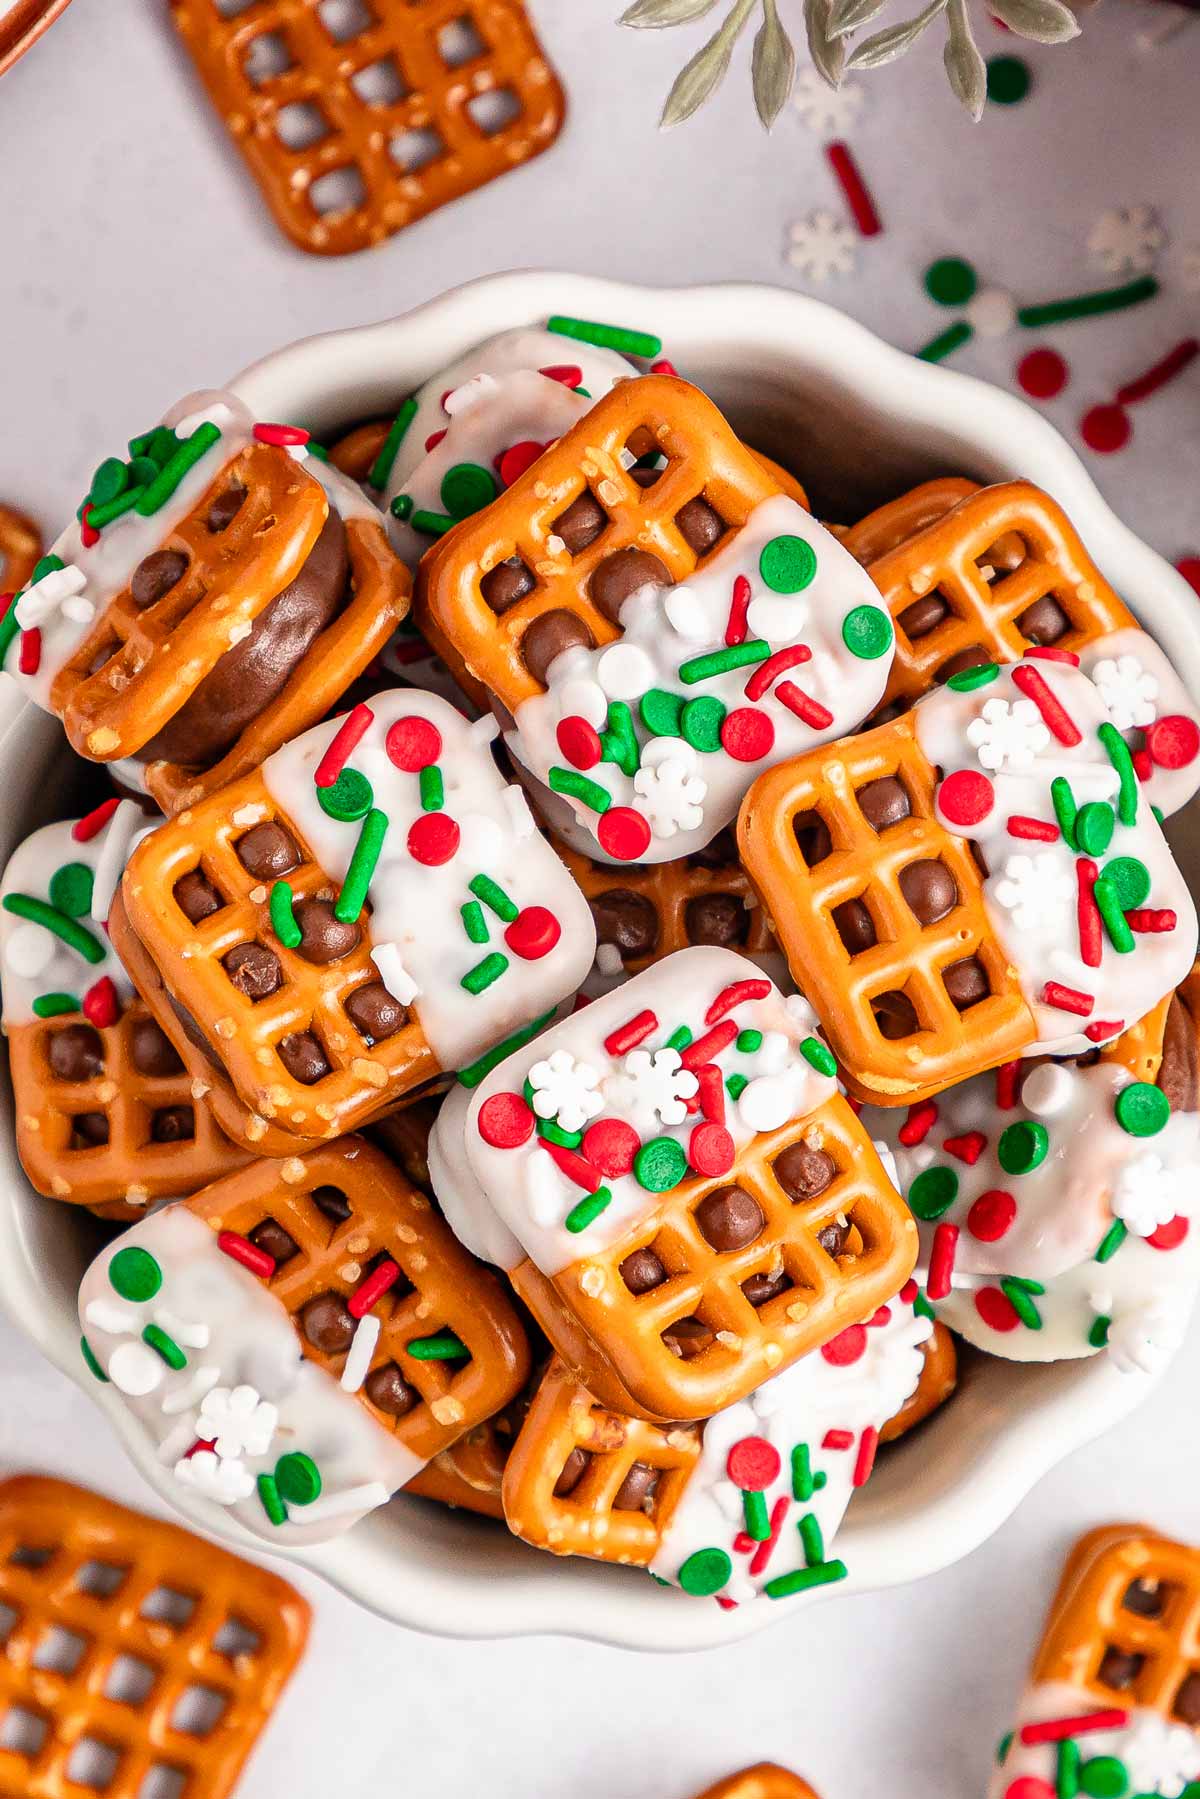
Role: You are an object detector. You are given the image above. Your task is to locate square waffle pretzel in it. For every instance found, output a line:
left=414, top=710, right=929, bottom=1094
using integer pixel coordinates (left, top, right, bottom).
left=513, top=1098, right=918, bottom=1422
left=692, top=1769, right=820, bottom=1799
left=189, top=1139, right=531, bottom=1462
left=864, top=480, right=1135, bottom=713
left=0, top=501, right=42, bottom=596
left=738, top=709, right=1036, bottom=1106
left=501, top=1358, right=701, bottom=1564
left=837, top=476, right=982, bottom=566
left=0, top=1474, right=307, bottom=1799
left=170, top=0, right=565, bottom=257
left=116, top=770, right=442, bottom=1149
left=8, top=998, right=248, bottom=1219
left=416, top=373, right=782, bottom=714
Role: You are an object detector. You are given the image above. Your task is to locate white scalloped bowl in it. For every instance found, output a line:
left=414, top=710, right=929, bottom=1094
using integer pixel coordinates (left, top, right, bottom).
left=2, top=272, right=1199, bottom=1652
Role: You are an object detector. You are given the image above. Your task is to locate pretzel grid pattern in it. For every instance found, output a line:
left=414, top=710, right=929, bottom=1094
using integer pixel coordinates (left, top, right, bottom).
left=0, top=1475, right=307, bottom=1799
left=1035, top=1527, right=1200, bottom=1723
left=865, top=481, right=1134, bottom=711
left=9, top=1001, right=247, bottom=1216
left=693, top=1768, right=820, bottom=1799
left=0, top=501, right=42, bottom=595
left=170, top=0, right=565, bottom=257
left=121, top=768, right=439, bottom=1143
left=839, top=478, right=981, bottom=568
left=417, top=374, right=781, bottom=713
left=190, top=1140, right=530, bottom=1461
left=501, top=1360, right=700, bottom=1563
left=738, top=711, right=1034, bottom=1106
left=527, top=1096, right=917, bottom=1421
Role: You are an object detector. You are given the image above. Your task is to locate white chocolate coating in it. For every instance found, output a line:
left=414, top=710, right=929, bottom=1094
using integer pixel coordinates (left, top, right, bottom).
left=989, top=1680, right=1200, bottom=1799
left=1077, top=625, right=1200, bottom=818
left=428, top=1081, right=524, bottom=1270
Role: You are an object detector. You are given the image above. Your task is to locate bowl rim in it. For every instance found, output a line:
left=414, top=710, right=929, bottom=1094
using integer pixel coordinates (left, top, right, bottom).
left=2, top=269, right=1196, bottom=1651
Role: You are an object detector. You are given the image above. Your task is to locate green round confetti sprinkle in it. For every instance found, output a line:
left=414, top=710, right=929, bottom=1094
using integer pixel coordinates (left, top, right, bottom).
left=48, top=862, right=94, bottom=919
left=109, top=1246, right=162, bottom=1302
left=1075, top=801, right=1115, bottom=857
left=759, top=534, right=817, bottom=595
left=80, top=1336, right=108, bottom=1383
left=908, top=1165, right=958, bottom=1220
left=640, top=688, right=684, bottom=737
left=1114, top=1081, right=1170, bottom=1138
left=842, top=604, right=894, bottom=660
left=126, top=455, right=159, bottom=488
left=634, top=1136, right=689, bottom=1193
left=275, top=1451, right=322, bottom=1506
left=681, top=695, right=726, bottom=752
left=90, top=457, right=129, bottom=506
left=1078, top=1757, right=1128, bottom=1798
left=677, top=1547, right=732, bottom=1596
left=318, top=767, right=373, bottom=822
left=1100, top=856, right=1151, bottom=910
left=997, top=1120, right=1049, bottom=1175
left=390, top=493, right=414, bottom=521
left=946, top=663, right=999, bottom=692
left=987, top=54, right=1031, bottom=104
left=924, top=257, right=978, bottom=307
left=440, top=462, right=497, bottom=520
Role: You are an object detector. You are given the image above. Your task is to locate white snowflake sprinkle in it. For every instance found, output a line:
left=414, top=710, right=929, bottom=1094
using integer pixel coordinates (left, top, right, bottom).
left=633, top=743, right=708, bottom=838
left=791, top=68, right=865, bottom=136
left=1122, top=1709, right=1200, bottom=1795
left=786, top=210, right=856, bottom=283
left=610, top=1046, right=698, bottom=1129
left=1087, top=204, right=1165, bottom=276
left=197, top=1384, right=278, bottom=1461
left=528, top=1048, right=604, bottom=1133
left=1110, top=1152, right=1184, bottom=1238
left=1107, top=1298, right=1179, bottom=1377
left=966, top=695, right=1050, bottom=771
left=994, top=852, right=1075, bottom=930
left=174, top=1449, right=255, bottom=1506
left=1092, top=653, right=1160, bottom=731
left=14, top=562, right=93, bottom=632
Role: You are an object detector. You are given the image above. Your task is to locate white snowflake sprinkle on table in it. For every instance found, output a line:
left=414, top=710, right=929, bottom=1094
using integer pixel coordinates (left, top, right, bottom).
left=786, top=210, right=857, bottom=282
left=1087, top=204, right=1165, bottom=275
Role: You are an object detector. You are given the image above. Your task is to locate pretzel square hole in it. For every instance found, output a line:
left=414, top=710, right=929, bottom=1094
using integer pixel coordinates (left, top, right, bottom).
left=138, top=1770, right=187, bottom=1799
left=172, top=867, right=227, bottom=925
left=8, top=1542, right=54, bottom=1570
left=211, top=1616, right=261, bottom=1661
left=310, top=166, right=369, bottom=218
left=551, top=486, right=610, bottom=559
left=480, top=553, right=536, bottom=616
left=1122, top=1575, right=1174, bottom=1620
left=853, top=772, right=915, bottom=836
left=275, top=101, right=333, bottom=153
left=391, top=127, right=446, bottom=174
left=243, top=30, right=294, bottom=86
left=1172, top=1671, right=1200, bottom=1725
left=149, top=1104, right=195, bottom=1145
left=791, top=808, right=835, bottom=868
left=318, top=0, right=374, bottom=42
left=103, top=1655, right=158, bottom=1708
left=139, top=1586, right=197, bottom=1630
left=675, top=491, right=730, bottom=561
left=438, top=15, right=487, bottom=65
left=941, top=954, right=990, bottom=1015
left=0, top=1705, right=48, bottom=1758
left=740, top=1254, right=797, bottom=1311
left=0, top=1601, right=18, bottom=1643
left=65, top=1735, right=122, bottom=1790
left=1013, top=584, right=1073, bottom=649
left=168, top=1685, right=228, bottom=1739
left=1096, top=1644, right=1146, bottom=1694
left=683, top=890, right=752, bottom=951
left=81, top=631, right=122, bottom=679
left=351, top=57, right=408, bottom=106
left=661, top=1308, right=723, bottom=1363
left=829, top=890, right=884, bottom=958
left=32, top=1625, right=89, bottom=1677
left=71, top=1111, right=110, bottom=1149
left=466, top=88, right=523, bottom=138
left=870, top=983, right=925, bottom=1043
left=74, top=1559, right=127, bottom=1599
left=896, top=586, right=957, bottom=644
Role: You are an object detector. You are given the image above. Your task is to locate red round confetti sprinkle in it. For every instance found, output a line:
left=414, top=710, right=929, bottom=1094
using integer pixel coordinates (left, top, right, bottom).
left=596, top=806, right=652, bottom=861
left=1003, top=1782, right=1054, bottom=1799
left=688, top=1120, right=735, bottom=1177
left=938, top=768, right=995, bottom=826
left=478, top=1091, right=535, bottom=1148
left=504, top=905, right=561, bottom=961
left=425, top=428, right=447, bottom=452
left=386, top=715, right=442, bottom=771
left=1081, top=402, right=1131, bottom=455
left=538, top=364, right=582, bottom=388
left=407, top=812, right=460, bottom=866
left=821, top=1323, right=867, bottom=1366
left=726, top=1436, right=782, bottom=1492
left=1148, top=1214, right=1189, bottom=1251
left=581, top=1117, right=640, bottom=1177
left=968, top=1189, right=1017, bottom=1242
left=556, top=714, right=602, bottom=770
left=498, top=440, right=546, bottom=488
left=1146, top=714, right=1200, bottom=770
left=720, top=707, right=776, bottom=763
left=1177, top=557, right=1200, bottom=597
left=1017, top=348, right=1068, bottom=400
left=975, top=1287, right=1020, bottom=1333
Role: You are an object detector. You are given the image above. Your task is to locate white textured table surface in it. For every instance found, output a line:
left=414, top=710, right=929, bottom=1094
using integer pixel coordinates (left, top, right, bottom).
left=2, top=3, right=1199, bottom=1795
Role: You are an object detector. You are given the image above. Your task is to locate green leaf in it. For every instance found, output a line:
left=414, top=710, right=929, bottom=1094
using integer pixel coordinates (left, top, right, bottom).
left=621, top=0, right=721, bottom=27
left=845, top=0, right=949, bottom=68
left=944, top=0, right=986, bottom=118
left=752, top=0, right=797, bottom=127
left=987, top=0, right=1081, bottom=40
left=827, top=0, right=891, bottom=41
left=803, top=0, right=847, bottom=84
left=659, top=0, right=758, bottom=126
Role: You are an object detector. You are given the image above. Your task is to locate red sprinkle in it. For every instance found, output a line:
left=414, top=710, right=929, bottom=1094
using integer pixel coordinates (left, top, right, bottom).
left=425, top=429, right=447, bottom=452
left=1020, top=1710, right=1128, bottom=1746
left=1077, top=857, right=1102, bottom=969
left=821, top=1324, right=867, bottom=1367
left=385, top=712, right=441, bottom=773
left=1084, top=1019, right=1123, bottom=1042
left=596, top=806, right=652, bottom=861
left=80, top=503, right=99, bottom=548
left=725, top=574, right=752, bottom=647
left=1126, top=908, right=1177, bottom=933
left=715, top=1595, right=739, bottom=1611
left=407, top=812, right=460, bottom=866
left=968, top=1190, right=1017, bottom=1242
left=498, top=440, right=546, bottom=488
left=775, top=682, right=834, bottom=730
left=218, top=1230, right=275, bottom=1279
left=183, top=1438, right=217, bottom=1460
left=900, top=1280, right=919, bottom=1305
left=995, top=1061, right=1022, bottom=1109
left=650, top=358, right=679, bottom=377
left=720, top=707, right=775, bottom=763
left=695, top=1062, right=726, bottom=1125
left=349, top=1257, right=401, bottom=1319
left=1133, top=747, right=1153, bottom=782
left=18, top=629, right=40, bottom=675
left=1177, top=557, right=1200, bottom=598
left=1149, top=1214, right=1189, bottom=1251
left=1002, top=1781, right=1054, bottom=1799
left=253, top=421, right=309, bottom=447
left=604, top=1010, right=658, bottom=1056
left=1023, top=647, right=1079, bottom=666
left=556, top=715, right=602, bottom=771
left=689, top=1120, right=735, bottom=1177
left=315, top=703, right=375, bottom=786
left=82, top=977, right=119, bottom=1029
left=748, top=1495, right=791, bottom=1577
left=680, top=1019, right=738, bottom=1070
left=1017, top=348, right=1069, bottom=400
left=744, top=643, right=812, bottom=702
left=72, top=798, right=121, bottom=843
left=852, top=1426, right=879, bottom=1488
left=538, top=1137, right=603, bottom=1192
left=1146, top=714, right=1200, bottom=770
left=477, top=1091, right=535, bottom=1149
left=866, top=1305, right=891, bottom=1328
left=1007, top=815, right=1060, bottom=841
left=1081, top=403, right=1131, bottom=455
left=505, top=906, right=561, bottom=961
left=826, top=141, right=881, bottom=236
left=706, top=978, right=771, bottom=1024
left=927, top=1222, right=958, bottom=1301
left=1041, top=981, right=1094, bottom=1017
left=938, top=768, right=994, bottom=827
left=538, top=364, right=582, bottom=387
left=1116, top=336, right=1198, bottom=407
left=581, top=1117, right=640, bottom=1177
left=975, top=1287, right=1020, bottom=1333
left=942, top=1131, right=986, bottom=1165
left=822, top=1429, right=854, bottom=1450
left=899, top=1100, right=938, bottom=1146
left=727, top=1436, right=782, bottom=1492
left=1012, top=663, right=1081, bottom=746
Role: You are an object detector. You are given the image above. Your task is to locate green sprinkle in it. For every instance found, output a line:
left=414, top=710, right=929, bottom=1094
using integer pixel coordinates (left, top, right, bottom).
left=317, top=768, right=373, bottom=822
left=407, top=1332, right=471, bottom=1361
left=680, top=695, right=726, bottom=753
left=764, top=1560, right=847, bottom=1600
left=419, top=764, right=444, bottom=812
left=1088, top=1314, right=1111, bottom=1349
left=440, top=461, right=497, bottom=520
left=1114, top=1081, right=1170, bottom=1137
left=1093, top=878, right=1135, bottom=954
left=634, top=1136, right=688, bottom=1193
left=269, top=881, right=303, bottom=949
left=390, top=494, right=414, bottom=522
left=334, top=808, right=388, bottom=923
left=461, top=900, right=489, bottom=944
left=678, top=640, right=770, bottom=685
left=275, top=1451, right=322, bottom=1505
left=1000, top=1277, right=1042, bottom=1330
left=736, top=1029, right=762, bottom=1054
left=997, top=1731, right=1013, bottom=1767
left=257, top=1473, right=287, bottom=1527
left=997, top=1120, right=1049, bottom=1175
left=798, top=1512, right=825, bottom=1568
left=913, top=1288, right=936, bottom=1322
left=1098, top=722, right=1138, bottom=825
left=842, top=605, right=893, bottom=660
left=600, top=700, right=640, bottom=775
left=743, top=1489, right=770, bottom=1541
left=109, top=1246, right=162, bottom=1302
left=80, top=1336, right=108, bottom=1382
left=759, top=535, right=817, bottom=595
left=1095, top=1219, right=1128, bottom=1263
left=799, top=1036, right=837, bottom=1077
left=677, top=1547, right=732, bottom=1596
left=1074, top=801, right=1114, bottom=857
left=1077, top=1754, right=1126, bottom=1797
left=31, top=555, right=65, bottom=584
left=125, top=456, right=160, bottom=488
left=1153, top=805, right=1165, bottom=827
left=727, top=1073, right=748, bottom=1100
left=665, top=1025, right=693, bottom=1052
left=639, top=689, right=683, bottom=737
left=538, top=1117, right=582, bottom=1149
left=1017, top=275, right=1158, bottom=331
left=1051, top=776, right=1078, bottom=849
left=136, top=422, right=221, bottom=516
left=462, top=951, right=509, bottom=994
left=456, top=1009, right=554, bottom=1088
left=986, top=54, right=1031, bottom=104
left=547, top=766, right=612, bottom=813
left=916, top=321, right=974, bottom=363
left=0, top=599, right=22, bottom=666
left=86, top=487, right=145, bottom=530
left=32, top=993, right=81, bottom=1018
left=368, top=397, right=417, bottom=490
left=410, top=509, right=456, bottom=537
left=2, top=894, right=106, bottom=964
left=1056, top=1736, right=1080, bottom=1799
left=128, top=426, right=178, bottom=468
left=908, top=1165, right=958, bottom=1220
left=1100, top=856, right=1150, bottom=910
left=469, top=874, right=519, bottom=922
left=89, top=457, right=129, bottom=506
left=565, top=1186, right=614, bottom=1234
left=547, top=314, right=662, bottom=359
left=924, top=257, right=977, bottom=307
left=792, top=1442, right=814, bottom=1502
left=947, top=663, right=1000, bottom=692
left=142, top=1322, right=186, bottom=1369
